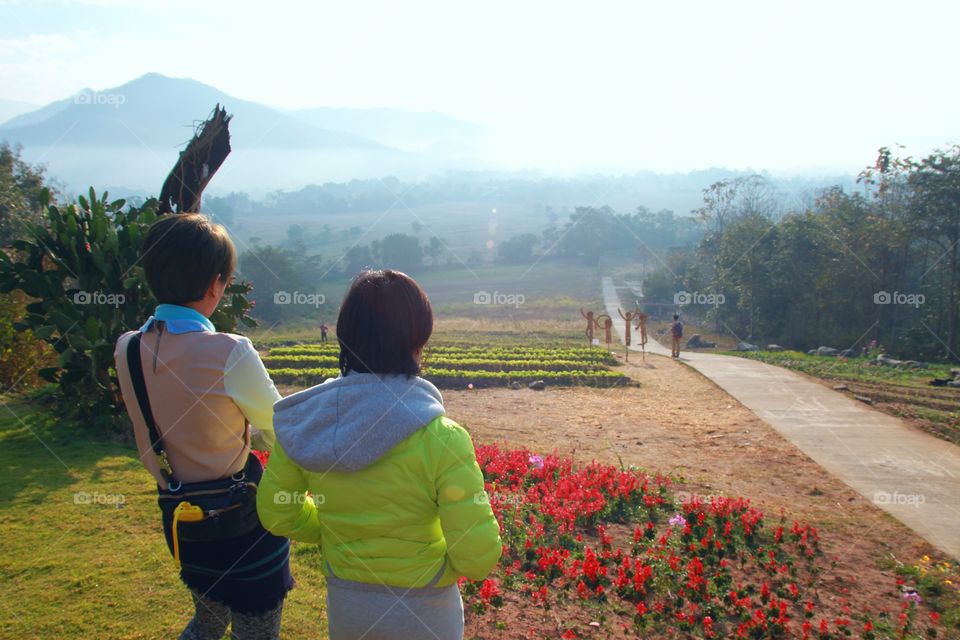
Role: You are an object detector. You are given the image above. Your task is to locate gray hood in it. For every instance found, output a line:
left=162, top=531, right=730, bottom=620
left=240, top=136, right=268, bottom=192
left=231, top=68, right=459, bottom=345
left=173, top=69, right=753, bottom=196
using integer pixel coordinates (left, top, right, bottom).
left=272, top=373, right=445, bottom=473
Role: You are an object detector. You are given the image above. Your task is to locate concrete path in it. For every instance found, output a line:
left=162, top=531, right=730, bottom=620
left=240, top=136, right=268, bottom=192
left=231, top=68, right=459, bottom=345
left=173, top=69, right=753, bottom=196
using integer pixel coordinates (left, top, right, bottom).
left=601, top=277, right=960, bottom=559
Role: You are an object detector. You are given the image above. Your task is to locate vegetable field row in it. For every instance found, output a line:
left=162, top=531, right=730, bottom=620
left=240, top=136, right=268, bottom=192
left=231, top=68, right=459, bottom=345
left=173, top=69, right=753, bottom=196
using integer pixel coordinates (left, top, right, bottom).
left=264, top=342, right=631, bottom=389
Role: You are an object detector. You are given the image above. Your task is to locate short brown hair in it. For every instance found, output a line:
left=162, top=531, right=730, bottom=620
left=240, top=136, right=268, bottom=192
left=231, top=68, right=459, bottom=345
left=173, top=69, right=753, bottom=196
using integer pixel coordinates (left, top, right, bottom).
left=337, top=270, right=433, bottom=376
left=142, top=213, right=236, bottom=304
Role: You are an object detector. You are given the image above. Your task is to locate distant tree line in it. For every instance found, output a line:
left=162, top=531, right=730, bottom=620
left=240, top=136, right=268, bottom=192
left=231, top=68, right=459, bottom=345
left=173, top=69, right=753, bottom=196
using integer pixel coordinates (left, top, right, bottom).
left=643, top=146, right=960, bottom=362
left=236, top=206, right=703, bottom=322
left=204, top=169, right=851, bottom=220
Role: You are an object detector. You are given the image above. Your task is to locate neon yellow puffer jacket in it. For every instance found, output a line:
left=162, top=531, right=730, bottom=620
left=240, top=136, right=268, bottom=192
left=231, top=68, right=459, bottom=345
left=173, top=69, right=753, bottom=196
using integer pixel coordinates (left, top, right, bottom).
left=256, top=373, right=502, bottom=588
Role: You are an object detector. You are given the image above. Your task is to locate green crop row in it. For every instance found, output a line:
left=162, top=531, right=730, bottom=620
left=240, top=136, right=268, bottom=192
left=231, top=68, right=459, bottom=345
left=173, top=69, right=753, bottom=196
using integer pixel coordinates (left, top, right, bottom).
left=268, top=345, right=609, bottom=355
left=262, top=355, right=609, bottom=373
left=267, top=367, right=632, bottom=389
left=267, top=345, right=617, bottom=365
left=431, top=352, right=615, bottom=364
left=262, top=355, right=340, bottom=368
left=268, top=367, right=339, bottom=383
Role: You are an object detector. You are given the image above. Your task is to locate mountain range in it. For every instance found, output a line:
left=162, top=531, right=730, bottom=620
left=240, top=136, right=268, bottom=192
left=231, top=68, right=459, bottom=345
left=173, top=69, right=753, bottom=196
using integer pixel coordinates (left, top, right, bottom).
left=0, top=98, right=37, bottom=126
left=0, top=73, right=485, bottom=193
left=0, top=74, right=856, bottom=212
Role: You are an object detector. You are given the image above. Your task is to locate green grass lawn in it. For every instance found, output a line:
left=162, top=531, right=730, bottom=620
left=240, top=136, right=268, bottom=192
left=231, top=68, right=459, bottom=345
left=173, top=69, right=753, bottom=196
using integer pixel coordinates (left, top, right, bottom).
left=725, top=351, right=960, bottom=384
left=723, top=350, right=960, bottom=444
left=723, top=350, right=958, bottom=384
left=0, top=398, right=329, bottom=639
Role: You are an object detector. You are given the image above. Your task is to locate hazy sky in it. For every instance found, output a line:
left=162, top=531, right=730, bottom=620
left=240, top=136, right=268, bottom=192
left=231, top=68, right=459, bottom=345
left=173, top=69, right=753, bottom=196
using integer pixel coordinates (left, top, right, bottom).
left=1, top=0, right=958, bottom=174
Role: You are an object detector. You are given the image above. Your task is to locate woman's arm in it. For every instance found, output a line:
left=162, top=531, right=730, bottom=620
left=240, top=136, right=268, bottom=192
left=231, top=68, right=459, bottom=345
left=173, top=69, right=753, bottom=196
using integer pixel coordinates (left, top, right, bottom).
left=433, top=420, right=503, bottom=581
left=256, top=440, right=323, bottom=543
left=224, top=338, right=282, bottom=451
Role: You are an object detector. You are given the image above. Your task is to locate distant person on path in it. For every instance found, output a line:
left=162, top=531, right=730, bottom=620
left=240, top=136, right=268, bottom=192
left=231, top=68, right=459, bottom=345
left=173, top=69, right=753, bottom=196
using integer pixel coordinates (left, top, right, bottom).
left=258, top=269, right=502, bottom=640
left=114, top=214, right=291, bottom=640
left=671, top=314, right=683, bottom=358
left=319, top=321, right=329, bottom=343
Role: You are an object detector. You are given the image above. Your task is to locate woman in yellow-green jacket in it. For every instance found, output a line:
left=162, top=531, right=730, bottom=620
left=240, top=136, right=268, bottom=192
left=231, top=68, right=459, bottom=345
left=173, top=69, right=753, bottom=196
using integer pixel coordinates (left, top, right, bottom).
left=257, top=269, right=502, bottom=640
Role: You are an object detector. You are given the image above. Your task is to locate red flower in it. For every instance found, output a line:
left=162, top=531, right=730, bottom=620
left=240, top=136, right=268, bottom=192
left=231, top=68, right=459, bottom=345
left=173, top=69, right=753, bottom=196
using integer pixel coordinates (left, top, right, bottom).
left=479, top=578, right=501, bottom=604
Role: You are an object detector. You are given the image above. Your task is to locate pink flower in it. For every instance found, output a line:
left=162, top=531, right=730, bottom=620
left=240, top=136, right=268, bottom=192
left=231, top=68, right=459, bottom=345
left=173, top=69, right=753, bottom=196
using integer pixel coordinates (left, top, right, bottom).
left=902, top=590, right=922, bottom=603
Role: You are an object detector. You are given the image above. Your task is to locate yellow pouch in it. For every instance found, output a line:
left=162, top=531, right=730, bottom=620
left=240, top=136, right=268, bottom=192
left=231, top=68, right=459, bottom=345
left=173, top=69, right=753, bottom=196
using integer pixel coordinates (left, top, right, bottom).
left=172, top=502, right=205, bottom=568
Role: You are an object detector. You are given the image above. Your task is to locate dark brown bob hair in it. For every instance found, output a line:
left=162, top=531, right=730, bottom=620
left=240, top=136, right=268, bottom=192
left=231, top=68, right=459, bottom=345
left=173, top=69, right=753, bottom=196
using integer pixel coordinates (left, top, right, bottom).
left=142, top=213, right=236, bottom=305
left=337, top=269, right=433, bottom=377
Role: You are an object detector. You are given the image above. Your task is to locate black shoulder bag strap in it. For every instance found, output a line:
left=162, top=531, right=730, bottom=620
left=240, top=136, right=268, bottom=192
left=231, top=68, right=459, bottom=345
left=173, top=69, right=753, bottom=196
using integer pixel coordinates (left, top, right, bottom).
left=126, top=332, right=177, bottom=486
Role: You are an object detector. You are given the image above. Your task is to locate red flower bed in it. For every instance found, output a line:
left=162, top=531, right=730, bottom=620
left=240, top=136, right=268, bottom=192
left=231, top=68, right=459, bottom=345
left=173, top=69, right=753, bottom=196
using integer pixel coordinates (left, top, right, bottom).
left=254, top=444, right=949, bottom=637
left=461, top=444, right=945, bottom=639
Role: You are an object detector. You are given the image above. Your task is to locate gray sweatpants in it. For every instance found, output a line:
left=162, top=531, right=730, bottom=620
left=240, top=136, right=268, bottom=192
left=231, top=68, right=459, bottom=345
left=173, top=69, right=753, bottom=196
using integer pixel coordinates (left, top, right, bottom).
left=325, top=577, right=464, bottom=640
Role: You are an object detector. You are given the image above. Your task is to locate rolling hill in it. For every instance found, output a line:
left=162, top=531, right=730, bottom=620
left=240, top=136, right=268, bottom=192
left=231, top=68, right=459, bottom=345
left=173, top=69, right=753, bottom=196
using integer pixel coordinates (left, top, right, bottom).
left=0, top=73, right=386, bottom=150
left=0, top=73, right=491, bottom=192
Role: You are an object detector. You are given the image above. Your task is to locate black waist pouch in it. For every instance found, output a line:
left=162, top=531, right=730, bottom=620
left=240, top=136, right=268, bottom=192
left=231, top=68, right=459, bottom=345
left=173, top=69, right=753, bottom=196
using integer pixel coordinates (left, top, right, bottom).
left=158, top=453, right=263, bottom=543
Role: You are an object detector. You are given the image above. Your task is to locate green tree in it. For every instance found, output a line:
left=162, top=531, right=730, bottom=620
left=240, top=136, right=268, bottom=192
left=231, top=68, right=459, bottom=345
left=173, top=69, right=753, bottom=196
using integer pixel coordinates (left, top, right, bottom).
left=426, top=236, right=445, bottom=267
left=378, top=233, right=422, bottom=272
left=908, top=145, right=960, bottom=359
left=497, top=233, right=538, bottom=264
left=0, top=189, right=255, bottom=429
left=343, top=244, right=375, bottom=276
left=0, top=143, right=47, bottom=247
